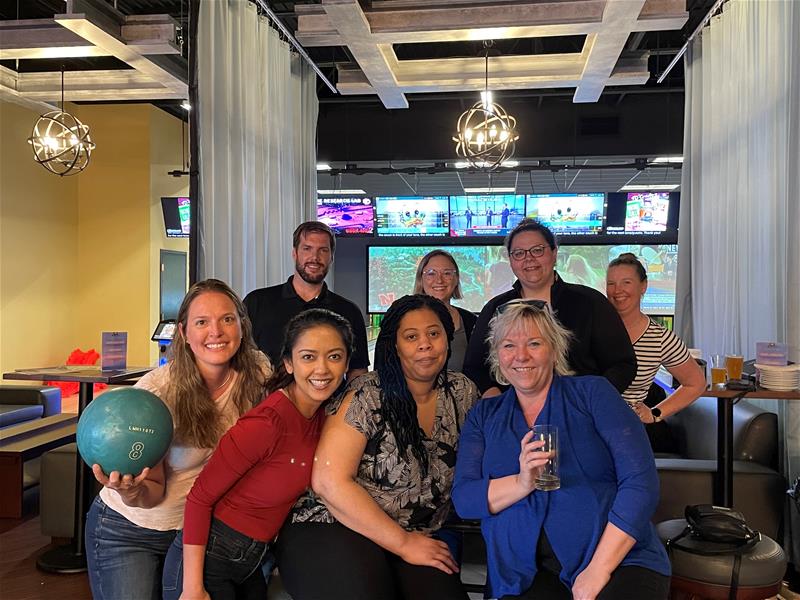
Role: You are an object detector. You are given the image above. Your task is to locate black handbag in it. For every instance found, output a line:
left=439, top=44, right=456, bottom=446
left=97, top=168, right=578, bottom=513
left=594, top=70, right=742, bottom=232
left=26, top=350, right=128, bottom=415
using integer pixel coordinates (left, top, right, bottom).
left=667, top=505, right=760, bottom=600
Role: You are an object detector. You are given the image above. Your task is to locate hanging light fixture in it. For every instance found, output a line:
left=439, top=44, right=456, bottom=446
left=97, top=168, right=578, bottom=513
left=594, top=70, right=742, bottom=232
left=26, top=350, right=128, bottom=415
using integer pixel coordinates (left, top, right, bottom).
left=28, top=67, right=95, bottom=177
left=453, top=41, right=519, bottom=171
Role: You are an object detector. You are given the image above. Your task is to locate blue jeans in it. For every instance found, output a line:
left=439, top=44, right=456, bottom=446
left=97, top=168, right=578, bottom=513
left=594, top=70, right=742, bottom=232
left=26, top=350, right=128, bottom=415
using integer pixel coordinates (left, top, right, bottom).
left=163, top=518, right=270, bottom=600
left=85, top=496, right=178, bottom=600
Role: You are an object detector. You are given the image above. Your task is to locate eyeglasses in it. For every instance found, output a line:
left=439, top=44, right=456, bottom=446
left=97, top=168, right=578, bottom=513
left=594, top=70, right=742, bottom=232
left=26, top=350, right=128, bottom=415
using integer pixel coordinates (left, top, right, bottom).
left=422, top=269, right=457, bottom=280
left=495, top=298, right=551, bottom=315
left=508, top=245, right=547, bottom=261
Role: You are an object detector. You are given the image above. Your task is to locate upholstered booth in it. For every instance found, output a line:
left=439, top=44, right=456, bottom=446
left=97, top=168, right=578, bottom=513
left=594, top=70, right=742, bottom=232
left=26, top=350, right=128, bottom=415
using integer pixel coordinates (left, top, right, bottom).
left=655, top=396, right=785, bottom=539
left=0, top=385, right=61, bottom=428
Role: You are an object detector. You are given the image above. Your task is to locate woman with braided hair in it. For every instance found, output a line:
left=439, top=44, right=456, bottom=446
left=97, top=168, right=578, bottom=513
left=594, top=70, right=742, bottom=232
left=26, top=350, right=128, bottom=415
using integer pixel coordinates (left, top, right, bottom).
left=275, top=294, right=479, bottom=600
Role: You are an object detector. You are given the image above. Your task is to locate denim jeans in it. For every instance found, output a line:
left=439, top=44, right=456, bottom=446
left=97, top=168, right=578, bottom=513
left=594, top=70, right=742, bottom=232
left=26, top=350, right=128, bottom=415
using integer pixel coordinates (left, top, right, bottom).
left=85, top=496, right=178, bottom=600
left=163, top=518, right=270, bottom=600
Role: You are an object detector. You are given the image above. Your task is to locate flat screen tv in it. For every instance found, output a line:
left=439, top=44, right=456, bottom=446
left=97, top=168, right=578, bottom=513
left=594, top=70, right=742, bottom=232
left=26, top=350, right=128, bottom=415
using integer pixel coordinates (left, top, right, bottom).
left=556, top=244, right=678, bottom=315
left=317, top=197, right=375, bottom=236
left=449, top=194, right=526, bottom=237
left=375, top=196, right=449, bottom=237
left=526, top=193, right=605, bottom=235
left=161, top=197, right=190, bottom=238
left=368, top=243, right=678, bottom=316
left=368, top=245, right=513, bottom=313
left=604, top=192, right=679, bottom=235
left=624, top=192, right=670, bottom=232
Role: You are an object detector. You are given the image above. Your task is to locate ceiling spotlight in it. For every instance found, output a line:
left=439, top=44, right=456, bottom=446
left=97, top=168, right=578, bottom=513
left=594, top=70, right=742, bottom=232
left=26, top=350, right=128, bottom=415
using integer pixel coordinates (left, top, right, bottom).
left=316, top=163, right=332, bottom=171
left=181, top=100, right=191, bottom=111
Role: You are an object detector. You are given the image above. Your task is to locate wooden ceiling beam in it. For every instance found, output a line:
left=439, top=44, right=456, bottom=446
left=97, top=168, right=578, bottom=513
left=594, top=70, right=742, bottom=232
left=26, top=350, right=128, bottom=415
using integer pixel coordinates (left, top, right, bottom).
left=0, top=16, right=180, bottom=60
left=297, top=0, right=686, bottom=46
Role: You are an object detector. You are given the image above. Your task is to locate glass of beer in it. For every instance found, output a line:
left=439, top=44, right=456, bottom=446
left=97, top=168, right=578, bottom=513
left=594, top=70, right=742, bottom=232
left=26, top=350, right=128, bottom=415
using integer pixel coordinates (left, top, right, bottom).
left=725, top=355, right=744, bottom=380
left=531, top=424, right=560, bottom=491
left=710, top=354, right=727, bottom=388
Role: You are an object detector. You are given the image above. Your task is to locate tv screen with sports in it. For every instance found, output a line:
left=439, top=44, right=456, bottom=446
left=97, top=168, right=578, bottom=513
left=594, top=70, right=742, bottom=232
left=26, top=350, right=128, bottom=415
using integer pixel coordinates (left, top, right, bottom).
left=316, top=197, right=375, bottom=235
left=375, top=196, right=449, bottom=237
left=624, top=192, right=670, bottom=232
left=449, top=194, right=526, bottom=237
left=526, top=193, right=604, bottom=235
left=161, top=197, right=190, bottom=238
left=368, top=245, right=514, bottom=313
left=556, top=244, right=678, bottom=315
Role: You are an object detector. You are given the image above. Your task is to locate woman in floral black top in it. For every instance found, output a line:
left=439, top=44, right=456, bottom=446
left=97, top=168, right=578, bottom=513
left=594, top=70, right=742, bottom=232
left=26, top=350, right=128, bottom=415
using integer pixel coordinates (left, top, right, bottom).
left=276, top=295, right=479, bottom=600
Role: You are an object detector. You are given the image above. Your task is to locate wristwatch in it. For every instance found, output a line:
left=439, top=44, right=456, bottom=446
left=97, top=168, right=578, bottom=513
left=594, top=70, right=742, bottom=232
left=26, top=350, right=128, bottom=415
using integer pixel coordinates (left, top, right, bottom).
left=651, top=407, right=662, bottom=423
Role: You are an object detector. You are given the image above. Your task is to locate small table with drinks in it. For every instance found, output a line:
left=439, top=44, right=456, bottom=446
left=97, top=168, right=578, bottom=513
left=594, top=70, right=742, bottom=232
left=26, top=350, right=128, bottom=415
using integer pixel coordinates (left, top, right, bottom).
left=703, top=383, right=800, bottom=508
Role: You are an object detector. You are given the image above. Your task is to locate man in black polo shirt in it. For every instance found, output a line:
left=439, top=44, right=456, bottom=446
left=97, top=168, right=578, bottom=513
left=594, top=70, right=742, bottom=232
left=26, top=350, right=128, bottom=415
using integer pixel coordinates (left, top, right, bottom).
left=243, top=221, right=369, bottom=379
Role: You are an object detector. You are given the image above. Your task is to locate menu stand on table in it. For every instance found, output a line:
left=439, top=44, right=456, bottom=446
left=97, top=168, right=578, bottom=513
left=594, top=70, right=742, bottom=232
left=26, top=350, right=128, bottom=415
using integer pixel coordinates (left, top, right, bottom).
left=3, top=366, right=151, bottom=573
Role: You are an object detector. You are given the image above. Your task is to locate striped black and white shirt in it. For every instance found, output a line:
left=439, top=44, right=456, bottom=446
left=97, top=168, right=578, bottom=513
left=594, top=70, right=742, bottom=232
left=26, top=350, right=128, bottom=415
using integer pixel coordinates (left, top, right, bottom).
left=622, top=319, right=691, bottom=405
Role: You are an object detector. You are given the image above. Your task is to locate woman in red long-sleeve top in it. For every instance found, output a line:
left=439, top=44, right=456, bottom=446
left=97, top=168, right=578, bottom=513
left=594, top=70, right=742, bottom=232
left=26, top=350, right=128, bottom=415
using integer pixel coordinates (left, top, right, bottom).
left=161, top=309, right=354, bottom=600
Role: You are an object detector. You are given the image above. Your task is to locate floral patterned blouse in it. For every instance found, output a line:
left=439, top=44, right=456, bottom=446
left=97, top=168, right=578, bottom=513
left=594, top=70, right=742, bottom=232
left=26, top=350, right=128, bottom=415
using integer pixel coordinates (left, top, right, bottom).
left=290, top=370, right=479, bottom=532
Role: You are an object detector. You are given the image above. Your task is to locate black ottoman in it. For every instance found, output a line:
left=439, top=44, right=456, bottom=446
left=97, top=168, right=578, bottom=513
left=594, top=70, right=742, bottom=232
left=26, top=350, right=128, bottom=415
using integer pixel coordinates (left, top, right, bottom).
left=656, top=519, right=786, bottom=599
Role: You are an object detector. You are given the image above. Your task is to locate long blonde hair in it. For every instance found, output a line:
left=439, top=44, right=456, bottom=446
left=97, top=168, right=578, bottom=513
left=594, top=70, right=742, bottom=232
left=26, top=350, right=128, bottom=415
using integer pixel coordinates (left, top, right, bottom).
left=167, top=279, right=267, bottom=447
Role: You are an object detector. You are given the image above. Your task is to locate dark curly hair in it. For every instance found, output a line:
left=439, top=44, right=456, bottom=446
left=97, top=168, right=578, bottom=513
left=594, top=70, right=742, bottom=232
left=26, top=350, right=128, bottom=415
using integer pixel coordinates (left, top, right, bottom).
left=374, top=294, right=455, bottom=476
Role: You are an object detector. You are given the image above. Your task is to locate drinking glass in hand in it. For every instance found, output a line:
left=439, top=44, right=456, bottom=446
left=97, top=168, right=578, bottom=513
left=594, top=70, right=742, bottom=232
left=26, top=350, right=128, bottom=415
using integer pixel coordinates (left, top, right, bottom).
left=531, top=424, right=560, bottom=491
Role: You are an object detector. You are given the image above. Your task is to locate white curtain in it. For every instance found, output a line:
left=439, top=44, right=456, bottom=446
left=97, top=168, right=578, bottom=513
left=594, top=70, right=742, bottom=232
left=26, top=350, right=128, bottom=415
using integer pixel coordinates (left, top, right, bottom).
left=677, top=0, right=800, bottom=557
left=196, top=0, right=319, bottom=295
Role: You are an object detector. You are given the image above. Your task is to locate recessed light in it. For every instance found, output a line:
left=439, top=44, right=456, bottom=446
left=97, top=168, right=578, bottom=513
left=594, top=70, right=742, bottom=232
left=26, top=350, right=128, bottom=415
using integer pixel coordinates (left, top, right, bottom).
left=316, top=189, right=367, bottom=195
left=463, top=187, right=516, bottom=193
left=619, top=184, right=679, bottom=191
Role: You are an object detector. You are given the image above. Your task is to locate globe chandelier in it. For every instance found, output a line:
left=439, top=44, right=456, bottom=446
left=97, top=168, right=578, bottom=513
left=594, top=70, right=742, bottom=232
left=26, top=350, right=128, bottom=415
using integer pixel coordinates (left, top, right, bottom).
left=453, top=41, right=519, bottom=171
left=28, top=68, right=95, bottom=177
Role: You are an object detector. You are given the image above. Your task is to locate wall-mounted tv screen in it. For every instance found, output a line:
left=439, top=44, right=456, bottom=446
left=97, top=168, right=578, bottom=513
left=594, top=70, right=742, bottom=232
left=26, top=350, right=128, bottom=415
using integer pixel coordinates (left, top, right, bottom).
left=368, top=243, right=678, bottom=316
left=449, top=194, right=526, bottom=237
left=557, top=244, right=678, bottom=315
left=368, top=245, right=514, bottom=313
left=605, top=192, right=679, bottom=236
left=317, top=197, right=374, bottom=236
left=624, top=192, right=670, bottom=232
left=375, top=196, right=449, bottom=237
left=161, top=197, right=190, bottom=238
left=526, top=193, right=605, bottom=235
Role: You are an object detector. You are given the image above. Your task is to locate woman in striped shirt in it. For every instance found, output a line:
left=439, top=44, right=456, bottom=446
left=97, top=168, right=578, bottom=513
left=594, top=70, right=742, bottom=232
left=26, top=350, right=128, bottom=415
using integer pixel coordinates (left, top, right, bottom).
left=606, top=253, right=706, bottom=429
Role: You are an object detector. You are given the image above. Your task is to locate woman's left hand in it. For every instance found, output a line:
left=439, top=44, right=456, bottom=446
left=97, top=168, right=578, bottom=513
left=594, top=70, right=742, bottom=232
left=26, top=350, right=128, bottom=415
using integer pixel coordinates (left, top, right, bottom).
left=632, top=402, right=654, bottom=424
left=571, top=564, right=611, bottom=600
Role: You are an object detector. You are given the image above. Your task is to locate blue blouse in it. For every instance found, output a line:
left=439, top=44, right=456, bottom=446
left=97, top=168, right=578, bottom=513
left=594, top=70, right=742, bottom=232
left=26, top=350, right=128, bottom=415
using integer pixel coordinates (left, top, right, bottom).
left=452, top=375, right=670, bottom=598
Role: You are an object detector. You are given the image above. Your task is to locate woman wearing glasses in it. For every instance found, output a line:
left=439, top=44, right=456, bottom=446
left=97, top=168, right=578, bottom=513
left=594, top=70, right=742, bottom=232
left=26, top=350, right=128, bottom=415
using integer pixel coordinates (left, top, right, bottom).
left=453, top=300, right=670, bottom=599
left=414, top=250, right=477, bottom=372
left=463, top=218, right=636, bottom=396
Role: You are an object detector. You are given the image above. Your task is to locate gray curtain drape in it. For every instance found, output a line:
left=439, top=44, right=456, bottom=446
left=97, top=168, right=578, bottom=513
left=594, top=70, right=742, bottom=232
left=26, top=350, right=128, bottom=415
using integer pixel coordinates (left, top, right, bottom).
left=196, top=0, right=319, bottom=296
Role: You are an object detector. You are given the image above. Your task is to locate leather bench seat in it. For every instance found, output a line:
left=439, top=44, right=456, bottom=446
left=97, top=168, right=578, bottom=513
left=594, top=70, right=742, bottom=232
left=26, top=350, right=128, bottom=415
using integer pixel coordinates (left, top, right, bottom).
left=0, top=404, right=44, bottom=427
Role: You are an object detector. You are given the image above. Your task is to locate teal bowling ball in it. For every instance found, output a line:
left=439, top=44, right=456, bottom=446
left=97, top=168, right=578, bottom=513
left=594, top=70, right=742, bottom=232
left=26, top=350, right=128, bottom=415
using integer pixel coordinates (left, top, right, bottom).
left=77, top=387, right=174, bottom=476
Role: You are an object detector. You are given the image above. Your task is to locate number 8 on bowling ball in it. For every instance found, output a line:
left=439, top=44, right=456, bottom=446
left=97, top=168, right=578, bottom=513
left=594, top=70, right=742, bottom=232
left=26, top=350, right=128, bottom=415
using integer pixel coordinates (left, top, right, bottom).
left=77, top=387, right=174, bottom=476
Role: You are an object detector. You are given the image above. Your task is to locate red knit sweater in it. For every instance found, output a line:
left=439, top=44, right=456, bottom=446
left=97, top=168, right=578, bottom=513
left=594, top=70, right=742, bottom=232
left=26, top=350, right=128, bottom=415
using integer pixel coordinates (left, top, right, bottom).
left=183, top=390, right=324, bottom=545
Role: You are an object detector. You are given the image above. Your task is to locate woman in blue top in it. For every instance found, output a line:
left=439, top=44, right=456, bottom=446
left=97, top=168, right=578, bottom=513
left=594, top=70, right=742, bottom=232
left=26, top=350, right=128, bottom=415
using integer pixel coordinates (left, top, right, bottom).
left=452, top=299, right=670, bottom=600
